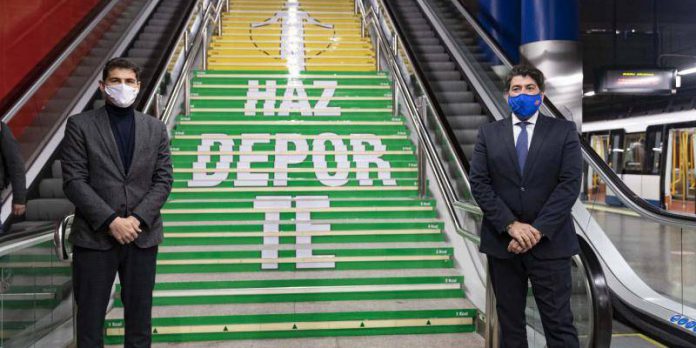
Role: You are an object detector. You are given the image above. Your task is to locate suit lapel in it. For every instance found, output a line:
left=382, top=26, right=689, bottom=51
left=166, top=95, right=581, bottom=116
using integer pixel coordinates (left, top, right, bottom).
left=129, top=113, right=147, bottom=179
left=522, top=114, right=551, bottom=180
left=501, top=117, right=522, bottom=181
left=93, top=107, right=126, bottom=177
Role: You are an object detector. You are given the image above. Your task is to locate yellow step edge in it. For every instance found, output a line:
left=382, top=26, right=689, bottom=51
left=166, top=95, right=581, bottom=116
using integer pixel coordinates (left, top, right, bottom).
left=191, top=96, right=388, bottom=101
left=208, top=66, right=376, bottom=72
left=208, top=55, right=375, bottom=60
left=182, top=111, right=393, bottom=116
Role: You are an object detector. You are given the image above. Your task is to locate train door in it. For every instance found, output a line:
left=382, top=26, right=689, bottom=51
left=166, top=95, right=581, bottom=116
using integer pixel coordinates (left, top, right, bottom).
left=665, top=127, right=696, bottom=213
left=588, top=133, right=611, bottom=202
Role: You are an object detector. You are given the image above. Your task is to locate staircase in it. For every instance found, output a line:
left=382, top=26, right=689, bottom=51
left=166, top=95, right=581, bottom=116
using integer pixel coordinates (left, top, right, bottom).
left=104, top=0, right=480, bottom=345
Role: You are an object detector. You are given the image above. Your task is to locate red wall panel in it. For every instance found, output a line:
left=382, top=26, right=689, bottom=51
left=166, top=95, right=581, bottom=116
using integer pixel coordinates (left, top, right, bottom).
left=0, top=0, right=100, bottom=106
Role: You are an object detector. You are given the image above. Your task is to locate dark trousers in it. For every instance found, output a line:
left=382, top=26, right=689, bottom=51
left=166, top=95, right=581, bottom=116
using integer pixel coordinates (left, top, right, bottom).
left=488, top=254, right=579, bottom=348
left=73, top=244, right=158, bottom=348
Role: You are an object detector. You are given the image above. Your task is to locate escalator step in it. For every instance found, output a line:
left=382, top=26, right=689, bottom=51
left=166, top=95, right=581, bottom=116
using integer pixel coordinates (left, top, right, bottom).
left=418, top=53, right=451, bottom=62
left=448, top=115, right=490, bottom=129
left=427, top=71, right=462, bottom=81
left=432, top=80, right=467, bottom=91
left=436, top=91, right=475, bottom=103
left=441, top=103, right=482, bottom=115
left=414, top=45, right=446, bottom=54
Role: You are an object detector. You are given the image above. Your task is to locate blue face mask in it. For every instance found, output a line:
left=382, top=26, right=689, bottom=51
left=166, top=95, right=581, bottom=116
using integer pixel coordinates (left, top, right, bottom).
left=508, top=93, right=542, bottom=120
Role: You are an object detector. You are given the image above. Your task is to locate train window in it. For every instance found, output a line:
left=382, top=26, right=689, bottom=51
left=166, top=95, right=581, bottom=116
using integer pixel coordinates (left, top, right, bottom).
left=609, top=131, right=624, bottom=173
left=645, top=128, right=663, bottom=175
left=622, top=133, right=646, bottom=173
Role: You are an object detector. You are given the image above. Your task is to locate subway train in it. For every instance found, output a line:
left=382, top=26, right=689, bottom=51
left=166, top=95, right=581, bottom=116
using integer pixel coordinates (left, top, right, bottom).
left=582, top=110, right=696, bottom=214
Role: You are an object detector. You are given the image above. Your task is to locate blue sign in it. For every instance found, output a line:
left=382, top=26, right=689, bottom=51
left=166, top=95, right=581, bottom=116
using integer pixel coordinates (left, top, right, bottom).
left=671, top=314, right=682, bottom=322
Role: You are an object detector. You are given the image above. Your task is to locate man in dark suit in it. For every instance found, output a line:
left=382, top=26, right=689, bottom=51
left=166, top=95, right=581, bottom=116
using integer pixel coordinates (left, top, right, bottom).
left=469, top=65, right=582, bottom=348
left=61, top=58, right=173, bottom=347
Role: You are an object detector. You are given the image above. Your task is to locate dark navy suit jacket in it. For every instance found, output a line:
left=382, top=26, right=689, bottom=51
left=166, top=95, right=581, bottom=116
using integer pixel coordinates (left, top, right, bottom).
left=469, top=114, right=582, bottom=259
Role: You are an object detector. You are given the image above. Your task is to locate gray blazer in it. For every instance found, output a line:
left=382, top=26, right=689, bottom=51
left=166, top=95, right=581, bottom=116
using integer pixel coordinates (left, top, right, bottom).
left=60, top=107, right=173, bottom=250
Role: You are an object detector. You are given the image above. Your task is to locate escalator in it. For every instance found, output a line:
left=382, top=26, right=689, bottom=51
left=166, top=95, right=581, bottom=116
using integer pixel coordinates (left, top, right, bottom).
left=378, top=0, right=696, bottom=346
left=0, top=1, right=206, bottom=346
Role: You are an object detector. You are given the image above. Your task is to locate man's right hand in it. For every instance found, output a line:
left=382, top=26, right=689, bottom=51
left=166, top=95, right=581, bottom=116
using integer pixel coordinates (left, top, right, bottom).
left=109, top=217, right=139, bottom=244
left=507, top=221, right=542, bottom=250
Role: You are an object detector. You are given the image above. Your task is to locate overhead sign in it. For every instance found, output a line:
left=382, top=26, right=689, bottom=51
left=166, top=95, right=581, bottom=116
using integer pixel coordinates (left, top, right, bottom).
left=597, top=68, right=678, bottom=95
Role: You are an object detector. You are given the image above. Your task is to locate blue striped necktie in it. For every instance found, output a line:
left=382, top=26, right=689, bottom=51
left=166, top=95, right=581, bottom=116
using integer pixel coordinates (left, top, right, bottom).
left=516, top=121, right=530, bottom=174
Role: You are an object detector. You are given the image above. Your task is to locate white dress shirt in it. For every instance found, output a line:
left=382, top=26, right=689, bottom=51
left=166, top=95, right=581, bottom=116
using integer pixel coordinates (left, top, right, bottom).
left=512, top=112, right=540, bottom=150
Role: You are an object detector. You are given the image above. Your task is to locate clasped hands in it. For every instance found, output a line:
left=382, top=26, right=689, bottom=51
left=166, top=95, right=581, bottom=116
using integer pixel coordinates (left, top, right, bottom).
left=108, top=216, right=142, bottom=245
left=507, top=221, right=542, bottom=254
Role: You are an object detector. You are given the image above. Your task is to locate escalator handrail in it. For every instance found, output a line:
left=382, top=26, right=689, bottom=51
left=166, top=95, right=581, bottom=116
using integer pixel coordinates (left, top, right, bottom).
left=1, top=0, right=121, bottom=123
left=159, top=0, right=226, bottom=126
left=380, top=0, right=474, bottom=175
left=446, top=0, right=696, bottom=228
left=136, top=0, right=200, bottom=113
left=140, top=0, right=217, bottom=115
left=358, top=1, right=480, bottom=243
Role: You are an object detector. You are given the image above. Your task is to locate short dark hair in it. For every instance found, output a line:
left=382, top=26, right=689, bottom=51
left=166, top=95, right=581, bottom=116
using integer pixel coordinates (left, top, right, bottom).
left=102, top=57, right=141, bottom=81
left=504, top=65, right=545, bottom=92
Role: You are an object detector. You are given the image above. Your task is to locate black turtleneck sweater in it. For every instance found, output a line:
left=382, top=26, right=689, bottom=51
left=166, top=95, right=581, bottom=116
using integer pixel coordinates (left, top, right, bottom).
left=105, top=103, right=135, bottom=174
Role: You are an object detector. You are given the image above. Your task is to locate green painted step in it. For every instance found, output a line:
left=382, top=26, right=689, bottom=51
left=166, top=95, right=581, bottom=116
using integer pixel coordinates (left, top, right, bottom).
left=113, top=276, right=464, bottom=307
left=171, top=178, right=421, bottom=189
left=167, top=187, right=423, bottom=200
left=172, top=153, right=416, bottom=165
left=155, top=247, right=454, bottom=273
left=195, top=70, right=390, bottom=77
left=180, top=113, right=400, bottom=122
left=191, top=99, right=392, bottom=109
left=191, top=87, right=392, bottom=98
left=163, top=198, right=435, bottom=209
left=173, top=124, right=409, bottom=135
left=170, top=138, right=414, bottom=150
left=171, top=137, right=414, bottom=148
left=104, top=309, right=476, bottom=345
left=163, top=220, right=443, bottom=232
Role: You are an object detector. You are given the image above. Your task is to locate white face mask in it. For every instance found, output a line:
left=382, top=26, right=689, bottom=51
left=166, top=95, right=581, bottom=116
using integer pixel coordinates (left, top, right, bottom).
left=105, top=83, right=139, bottom=108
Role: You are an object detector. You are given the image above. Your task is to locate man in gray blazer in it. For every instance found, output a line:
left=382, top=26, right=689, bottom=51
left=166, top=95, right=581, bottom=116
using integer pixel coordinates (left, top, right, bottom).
left=61, top=58, right=173, bottom=347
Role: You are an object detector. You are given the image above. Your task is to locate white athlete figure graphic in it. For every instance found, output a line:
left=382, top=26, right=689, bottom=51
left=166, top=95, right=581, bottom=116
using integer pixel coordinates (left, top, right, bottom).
left=251, top=0, right=334, bottom=73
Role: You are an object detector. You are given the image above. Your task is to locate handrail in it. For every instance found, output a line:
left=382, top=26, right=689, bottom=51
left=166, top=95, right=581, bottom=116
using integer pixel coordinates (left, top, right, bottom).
left=136, top=0, right=199, bottom=112
left=356, top=0, right=480, bottom=243
left=1, top=0, right=121, bottom=123
left=141, top=0, right=225, bottom=115
left=158, top=0, right=227, bottom=126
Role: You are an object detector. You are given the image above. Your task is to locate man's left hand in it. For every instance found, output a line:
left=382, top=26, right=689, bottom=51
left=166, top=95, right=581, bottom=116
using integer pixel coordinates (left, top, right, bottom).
left=12, top=204, right=26, bottom=216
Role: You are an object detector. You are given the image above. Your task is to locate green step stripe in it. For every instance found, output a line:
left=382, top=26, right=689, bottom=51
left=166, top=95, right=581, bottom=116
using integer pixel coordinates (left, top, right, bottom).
left=155, top=248, right=453, bottom=273
left=160, top=233, right=444, bottom=246
left=174, top=124, right=403, bottom=133
left=173, top=126, right=409, bottom=136
left=163, top=221, right=443, bottom=233
left=190, top=100, right=392, bottom=109
left=169, top=139, right=414, bottom=151
left=167, top=189, right=422, bottom=200
left=191, top=87, right=392, bottom=97
left=179, top=114, right=401, bottom=122
left=169, top=160, right=418, bottom=169
left=172, top=172, right=417, bottom=181
left=104, top=309, right=476, bottom=344
left=114, top=277, right=463, bottom=307
left=171, top=178, right=421, bottom=188
left=161, top=210, right=437, bottom=222
left=171, top=153, right=417, bottom=163
left=163, top=199, right=434, bottom=209
left=171, top=137, right=413, bottom=148
left=158, top=248, right=453, bottom=260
